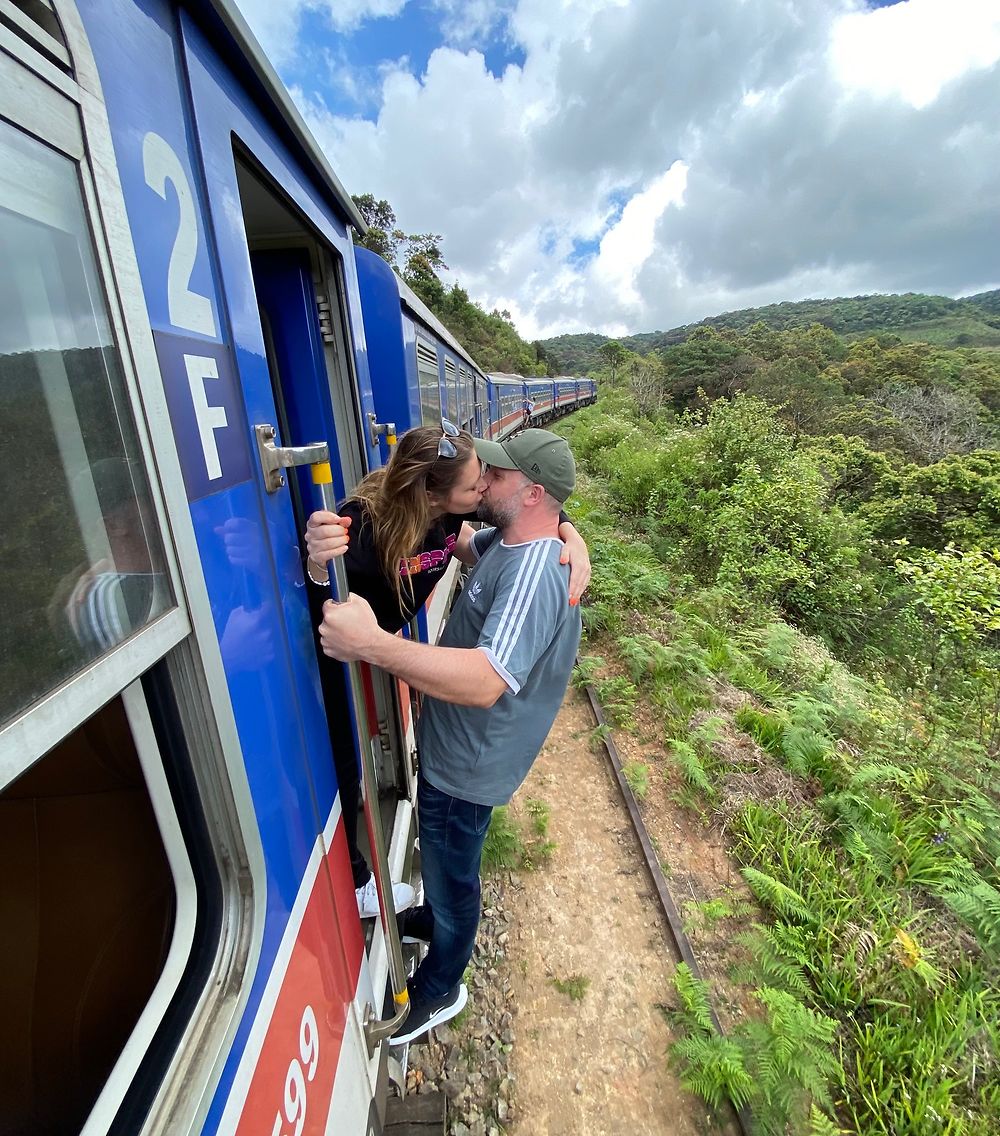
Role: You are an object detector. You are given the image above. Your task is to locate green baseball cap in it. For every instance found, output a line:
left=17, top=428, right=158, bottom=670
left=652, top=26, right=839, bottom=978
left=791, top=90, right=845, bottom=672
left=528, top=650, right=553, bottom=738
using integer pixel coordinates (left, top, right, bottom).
left=473, top=429, right=576, bottom=502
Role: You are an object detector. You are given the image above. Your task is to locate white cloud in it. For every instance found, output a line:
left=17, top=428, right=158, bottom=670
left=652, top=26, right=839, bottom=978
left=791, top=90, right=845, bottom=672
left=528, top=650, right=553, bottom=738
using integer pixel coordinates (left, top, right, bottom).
left=593, top=163, right=688, bottom=305
left=233, top=0, right=306, bottom=67
left=319, top=0, right=409, bottom=33
left=831, top=0, right=1000, bottom=109
left=429, top=0, right=511, bottom=47
left=249, top=0, right=1000, bottom=339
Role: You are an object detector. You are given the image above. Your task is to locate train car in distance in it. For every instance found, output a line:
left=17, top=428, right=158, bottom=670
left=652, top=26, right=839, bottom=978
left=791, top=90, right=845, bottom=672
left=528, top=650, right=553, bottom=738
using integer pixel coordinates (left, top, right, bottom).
left=487, top=373, right=596, bottom=436
left=0, top=3, right=597, bottom=1136
left=354, top=246, right=487, bottom=446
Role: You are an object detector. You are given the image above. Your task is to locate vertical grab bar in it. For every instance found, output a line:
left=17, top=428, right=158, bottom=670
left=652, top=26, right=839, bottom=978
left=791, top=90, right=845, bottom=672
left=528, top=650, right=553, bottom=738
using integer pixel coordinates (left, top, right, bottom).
left=311, top=453, right=410, bottom=1055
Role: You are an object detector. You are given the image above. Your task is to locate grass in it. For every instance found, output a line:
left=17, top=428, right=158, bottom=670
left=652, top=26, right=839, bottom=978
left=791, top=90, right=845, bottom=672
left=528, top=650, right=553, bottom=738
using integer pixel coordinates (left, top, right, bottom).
left=551, top=974, right=591, bottom=1001
left=481, top=800, right=557, bottom=874
left=622, top=760, right=650, bottom=800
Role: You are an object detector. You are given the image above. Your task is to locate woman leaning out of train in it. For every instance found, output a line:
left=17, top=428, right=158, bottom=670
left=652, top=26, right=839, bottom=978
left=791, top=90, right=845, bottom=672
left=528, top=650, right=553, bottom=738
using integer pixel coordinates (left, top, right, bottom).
left=303, top=420, right=591, bottom=921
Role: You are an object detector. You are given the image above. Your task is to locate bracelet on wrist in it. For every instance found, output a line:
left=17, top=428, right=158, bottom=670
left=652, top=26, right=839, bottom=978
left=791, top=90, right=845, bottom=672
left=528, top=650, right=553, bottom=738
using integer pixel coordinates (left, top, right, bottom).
left=305, top=559, right=329, bottom=586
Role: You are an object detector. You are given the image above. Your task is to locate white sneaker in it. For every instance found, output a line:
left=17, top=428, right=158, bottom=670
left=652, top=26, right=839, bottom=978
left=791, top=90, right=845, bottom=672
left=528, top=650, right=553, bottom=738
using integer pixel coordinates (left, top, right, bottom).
left=356, top=876, right=416, bottom=919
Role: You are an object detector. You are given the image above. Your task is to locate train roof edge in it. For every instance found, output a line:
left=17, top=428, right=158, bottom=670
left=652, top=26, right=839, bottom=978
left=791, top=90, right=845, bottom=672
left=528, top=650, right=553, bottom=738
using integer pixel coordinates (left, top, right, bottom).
left=356, top=245, right=486, bottom=376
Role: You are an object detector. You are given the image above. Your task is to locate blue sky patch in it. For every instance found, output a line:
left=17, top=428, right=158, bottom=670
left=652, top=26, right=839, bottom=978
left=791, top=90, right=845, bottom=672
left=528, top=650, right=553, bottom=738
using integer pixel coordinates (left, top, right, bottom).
left=278, top=1, right=524, bottom=120
left=604, top=187, right=633, bottom=227
left=568, top=237, right=600, bottom=266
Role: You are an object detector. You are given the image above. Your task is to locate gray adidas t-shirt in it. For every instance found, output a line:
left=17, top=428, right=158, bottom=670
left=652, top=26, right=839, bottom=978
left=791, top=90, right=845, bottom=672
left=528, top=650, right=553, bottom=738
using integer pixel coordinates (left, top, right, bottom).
left=417, top=527, right=582, bottom=807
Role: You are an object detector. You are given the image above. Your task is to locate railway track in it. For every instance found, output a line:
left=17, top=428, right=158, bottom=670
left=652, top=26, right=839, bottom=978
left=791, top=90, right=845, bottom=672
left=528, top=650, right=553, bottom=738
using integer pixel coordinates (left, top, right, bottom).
left=580, top=679, right=754, bottom=1136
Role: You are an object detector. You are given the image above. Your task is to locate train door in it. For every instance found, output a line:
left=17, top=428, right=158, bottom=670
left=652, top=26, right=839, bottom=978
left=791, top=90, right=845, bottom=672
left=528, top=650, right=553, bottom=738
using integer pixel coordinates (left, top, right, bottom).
left=0, top=12, right=262, bottom=1135
left=473, top=373, right=486, bottom=437
left=234, top=158, right=414, bottom=906
left=169, top=48, right=417, bottom=1113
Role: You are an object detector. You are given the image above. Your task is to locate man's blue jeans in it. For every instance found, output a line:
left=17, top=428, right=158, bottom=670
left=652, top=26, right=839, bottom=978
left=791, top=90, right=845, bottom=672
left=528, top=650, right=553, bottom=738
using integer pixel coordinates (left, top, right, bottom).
left=412, top=775, right=493, bottom=1002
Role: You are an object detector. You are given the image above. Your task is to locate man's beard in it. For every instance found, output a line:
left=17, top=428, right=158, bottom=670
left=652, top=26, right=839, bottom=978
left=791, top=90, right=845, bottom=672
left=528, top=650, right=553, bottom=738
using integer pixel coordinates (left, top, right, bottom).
left=477, top=496, right=518, bottom=529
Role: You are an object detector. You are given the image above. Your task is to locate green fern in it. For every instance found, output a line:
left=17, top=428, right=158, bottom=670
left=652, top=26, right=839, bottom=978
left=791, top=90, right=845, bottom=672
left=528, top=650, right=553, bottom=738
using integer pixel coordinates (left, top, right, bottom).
left=689, top=714, right=726, bottom=750
left=781, top=724, right=831, bottom=778
left=670, top=738, right=714, bottom=795
left=672, top=962, right=716, bottom=1035
left=732, top=924, right=811, bottom=998
left=594, top=674, right=638, bottom=728
left=615, top=632, right=675, bottom=684
left=742, top=987, right=839, bottom=1131
left=481, top=807, right=524, bottom=874
left=571, top=654, right=606, bottom=688
left=939, top=874, right=1000, bottom=952
left=741, top=867, right=817, bottom=925
left=622, top=760, right=650, bottom=800
left=672, top=1033, right=754, bottom=1112
left=807, top=1103, right=846, bottom=1135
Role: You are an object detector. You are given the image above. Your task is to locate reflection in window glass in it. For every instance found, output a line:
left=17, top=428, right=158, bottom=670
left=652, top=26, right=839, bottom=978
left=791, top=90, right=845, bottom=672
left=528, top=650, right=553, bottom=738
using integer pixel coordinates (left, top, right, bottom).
left=0, top=121, right=171, bottom=730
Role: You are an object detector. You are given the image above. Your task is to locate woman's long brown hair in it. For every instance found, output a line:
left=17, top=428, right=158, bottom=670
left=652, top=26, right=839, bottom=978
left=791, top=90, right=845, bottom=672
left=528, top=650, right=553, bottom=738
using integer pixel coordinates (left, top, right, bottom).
left=347, top=425, right=477, bottom=610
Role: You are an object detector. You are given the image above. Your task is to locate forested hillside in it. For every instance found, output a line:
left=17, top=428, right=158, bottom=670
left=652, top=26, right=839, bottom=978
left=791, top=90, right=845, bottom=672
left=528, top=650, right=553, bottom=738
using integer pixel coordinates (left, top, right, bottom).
left=568, top=323, right=1000, bottom=471
left=544, top=289, right=1000, bottom=373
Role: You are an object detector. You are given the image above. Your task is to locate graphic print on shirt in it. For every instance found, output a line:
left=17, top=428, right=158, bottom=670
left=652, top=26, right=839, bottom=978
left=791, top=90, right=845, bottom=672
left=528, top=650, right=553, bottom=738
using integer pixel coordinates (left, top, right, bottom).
left=399, top=532, right=457, bottom=578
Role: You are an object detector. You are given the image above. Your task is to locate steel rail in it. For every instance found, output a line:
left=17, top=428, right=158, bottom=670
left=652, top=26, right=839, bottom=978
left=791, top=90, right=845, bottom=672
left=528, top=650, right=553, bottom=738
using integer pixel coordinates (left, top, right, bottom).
left=580, top=678, right=754, bottom=1136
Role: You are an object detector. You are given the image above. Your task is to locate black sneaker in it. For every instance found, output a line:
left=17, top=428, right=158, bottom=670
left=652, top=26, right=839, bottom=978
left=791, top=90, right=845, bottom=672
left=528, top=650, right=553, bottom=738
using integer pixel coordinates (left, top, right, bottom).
left=399, top=903, right=434, bottom=944
left=389, top=983, right=468, bottom=1046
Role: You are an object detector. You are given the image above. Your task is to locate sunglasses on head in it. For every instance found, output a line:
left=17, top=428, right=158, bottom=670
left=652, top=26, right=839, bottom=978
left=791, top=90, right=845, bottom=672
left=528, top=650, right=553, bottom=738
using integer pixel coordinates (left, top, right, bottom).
left=437, top=417, right=460, bottom=458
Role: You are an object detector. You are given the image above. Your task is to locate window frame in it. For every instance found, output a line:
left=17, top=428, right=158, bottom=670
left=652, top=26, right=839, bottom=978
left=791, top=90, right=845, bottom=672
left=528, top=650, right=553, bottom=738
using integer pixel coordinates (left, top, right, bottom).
left=0, top=38, right=190, bottom=786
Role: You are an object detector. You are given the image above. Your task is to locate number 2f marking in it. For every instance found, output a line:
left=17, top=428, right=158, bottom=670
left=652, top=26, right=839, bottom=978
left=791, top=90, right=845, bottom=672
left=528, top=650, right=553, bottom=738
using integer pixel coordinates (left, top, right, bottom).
left=142, top=132, right=217, bottom=337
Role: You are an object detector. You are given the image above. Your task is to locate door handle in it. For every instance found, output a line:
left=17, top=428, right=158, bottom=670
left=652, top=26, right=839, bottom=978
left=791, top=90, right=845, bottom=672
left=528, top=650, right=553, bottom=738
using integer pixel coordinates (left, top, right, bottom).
left=254, top=424, right=329, bottom=493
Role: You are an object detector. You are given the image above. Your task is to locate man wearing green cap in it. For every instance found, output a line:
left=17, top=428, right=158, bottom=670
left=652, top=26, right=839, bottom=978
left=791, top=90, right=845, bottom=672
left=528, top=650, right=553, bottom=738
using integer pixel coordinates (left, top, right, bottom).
left=320, top=428, right=582, bottom=1044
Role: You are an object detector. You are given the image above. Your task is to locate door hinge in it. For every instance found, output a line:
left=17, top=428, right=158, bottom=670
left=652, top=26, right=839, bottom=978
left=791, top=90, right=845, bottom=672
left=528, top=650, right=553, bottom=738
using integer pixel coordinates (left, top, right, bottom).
left=315, top=295, right=335, bottom=344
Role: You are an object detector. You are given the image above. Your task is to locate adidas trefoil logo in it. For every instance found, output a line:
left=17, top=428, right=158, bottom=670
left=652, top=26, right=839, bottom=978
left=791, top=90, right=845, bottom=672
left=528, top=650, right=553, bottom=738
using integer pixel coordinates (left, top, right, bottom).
left=468, top=579, right=484, bottom=605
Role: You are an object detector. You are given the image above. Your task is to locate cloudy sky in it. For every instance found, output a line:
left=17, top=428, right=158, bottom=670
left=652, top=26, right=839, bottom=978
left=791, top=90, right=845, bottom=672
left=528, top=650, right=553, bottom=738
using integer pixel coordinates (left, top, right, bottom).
left=233, top=0, right=1000, bottom=340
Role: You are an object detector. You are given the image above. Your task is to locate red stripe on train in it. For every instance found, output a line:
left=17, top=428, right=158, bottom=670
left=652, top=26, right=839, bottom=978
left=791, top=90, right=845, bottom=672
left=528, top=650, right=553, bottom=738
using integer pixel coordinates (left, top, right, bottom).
left=232, top=822, right=364, bottom=1136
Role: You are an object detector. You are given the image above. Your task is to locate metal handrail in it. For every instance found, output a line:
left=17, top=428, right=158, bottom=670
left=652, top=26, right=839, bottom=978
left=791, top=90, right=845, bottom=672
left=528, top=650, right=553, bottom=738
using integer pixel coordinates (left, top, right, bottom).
left=311, top=454, right=409, bottom=1055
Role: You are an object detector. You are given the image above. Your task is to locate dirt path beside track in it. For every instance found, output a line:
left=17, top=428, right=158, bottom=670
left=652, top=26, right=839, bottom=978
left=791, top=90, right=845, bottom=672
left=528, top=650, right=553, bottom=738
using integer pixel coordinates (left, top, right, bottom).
left=504, top=687, right=730, bottom=1136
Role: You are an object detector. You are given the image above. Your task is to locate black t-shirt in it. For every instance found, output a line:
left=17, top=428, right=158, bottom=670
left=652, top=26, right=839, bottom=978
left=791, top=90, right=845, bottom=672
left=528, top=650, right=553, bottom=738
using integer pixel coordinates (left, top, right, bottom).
left=309, top=500, right=466, bottom=633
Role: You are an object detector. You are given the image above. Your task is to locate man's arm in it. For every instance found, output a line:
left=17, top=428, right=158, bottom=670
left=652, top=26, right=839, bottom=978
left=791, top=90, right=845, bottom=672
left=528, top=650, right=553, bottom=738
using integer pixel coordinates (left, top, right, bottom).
left=320, top=596, right=507, bottom=708
left=453, top=521, right=479, bottom=566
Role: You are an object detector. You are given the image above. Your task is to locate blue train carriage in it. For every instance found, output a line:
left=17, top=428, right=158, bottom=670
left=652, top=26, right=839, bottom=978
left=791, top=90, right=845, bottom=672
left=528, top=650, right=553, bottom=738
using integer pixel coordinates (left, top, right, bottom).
left=354, top=245, right=487, bottom=446
left=524, top=377, right=555, bottom=424
left=485, top=372, right=527, bottom=438
left=554, top=376, right=580, bottom=414
left=578, top=376, right=598, bottom=407
left=2, top=3, right=417, bottom=1135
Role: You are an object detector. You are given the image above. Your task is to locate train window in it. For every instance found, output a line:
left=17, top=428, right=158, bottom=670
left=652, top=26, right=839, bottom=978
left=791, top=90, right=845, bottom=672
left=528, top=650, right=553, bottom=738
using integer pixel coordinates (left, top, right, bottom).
left=0, top=119, right=172, bottom=733
left=443, top=357, right=458, bottom=423
left=458, top=365, right=470, bottom=428
left=416, top=338, right=441, bottom=424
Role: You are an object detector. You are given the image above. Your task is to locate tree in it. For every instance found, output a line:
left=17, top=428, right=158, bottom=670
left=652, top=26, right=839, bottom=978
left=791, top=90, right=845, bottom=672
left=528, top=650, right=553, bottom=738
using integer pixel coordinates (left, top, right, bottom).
left=351, top=193, right=448, bottom=307
left=351, top=193, right=404, bottom=267
left=627, top=354, right=667, bottom=416
left=743, top=357, right=847, bottom=435
left=598, top=340, right=630, bottom=386
left=872, top=382, right=994, bottom=462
